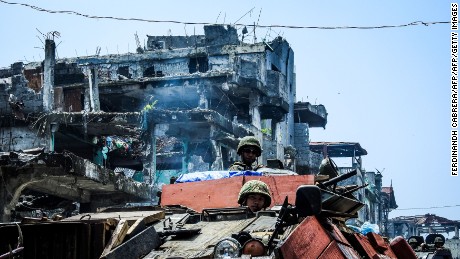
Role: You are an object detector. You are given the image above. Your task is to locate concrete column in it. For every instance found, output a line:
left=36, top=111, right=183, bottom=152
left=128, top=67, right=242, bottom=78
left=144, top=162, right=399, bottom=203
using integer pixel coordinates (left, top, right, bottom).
left=49, top=122, right=59, bottom=152
left=84, top=87, right=91, bottom=111
left=182, top=139, right=188, bottom=172
left=54, top=87, right=64, bottom=111
left=88, top=70, right=95, bottom=110
left=249, top=91, right=261, bottom=130
left=91, top=68, right=100, bottom=111
left=43, top=39, right=55, bottom=112
left=294, top=123, right=310, bottom=174
left=82, top=70, right=91, bottom=141
left=198, top=85, right=208, bottom=109
left=151, top=125, right=158, bottom=185
left=210, top=140, right=222, bottom=170
left=86, top=68, right=101, bottom=112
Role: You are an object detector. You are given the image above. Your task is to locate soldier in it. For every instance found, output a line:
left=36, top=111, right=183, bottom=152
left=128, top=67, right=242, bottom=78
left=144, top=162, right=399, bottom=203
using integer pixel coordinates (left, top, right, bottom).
left=408, top=237, right=419, bottom=250
left=318, top=156, right=339, bottom=179
left=229, top=136, right=264, bottom=171
left=238, top=180, right=272, bottom=213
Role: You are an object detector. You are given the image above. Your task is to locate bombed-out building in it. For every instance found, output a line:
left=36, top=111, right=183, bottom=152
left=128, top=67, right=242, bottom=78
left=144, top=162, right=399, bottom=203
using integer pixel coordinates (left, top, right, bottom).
left=0, top=25, right=327, bottom=221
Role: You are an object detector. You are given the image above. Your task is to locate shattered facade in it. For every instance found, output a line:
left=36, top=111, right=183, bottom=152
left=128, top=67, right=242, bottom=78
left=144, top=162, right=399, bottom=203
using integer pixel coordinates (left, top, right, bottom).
left=389, top=214, right=460, bottom=239
left=0, top=25, right=327, bottom=221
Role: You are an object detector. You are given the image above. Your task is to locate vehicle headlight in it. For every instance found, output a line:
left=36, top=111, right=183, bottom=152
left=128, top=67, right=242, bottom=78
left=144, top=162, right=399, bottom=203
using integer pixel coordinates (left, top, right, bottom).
left=242, top=239, right=266, bottom=257
left=213, top=237, right=241, bottom=258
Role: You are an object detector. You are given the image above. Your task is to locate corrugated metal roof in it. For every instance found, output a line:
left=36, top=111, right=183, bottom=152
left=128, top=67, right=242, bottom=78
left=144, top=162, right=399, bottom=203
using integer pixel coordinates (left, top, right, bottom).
left=309, top=142, right=368, bottom=157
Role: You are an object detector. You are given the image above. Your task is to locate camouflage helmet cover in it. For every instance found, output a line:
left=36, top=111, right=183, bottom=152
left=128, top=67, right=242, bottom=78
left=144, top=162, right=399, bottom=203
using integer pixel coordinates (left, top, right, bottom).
left=237, top=136, right=262, bottom=156
left=238, top=180, right=272, bottom=208
left=408, top=238, right=418, bottom=243
left=319, top=157, right=339, bottom=178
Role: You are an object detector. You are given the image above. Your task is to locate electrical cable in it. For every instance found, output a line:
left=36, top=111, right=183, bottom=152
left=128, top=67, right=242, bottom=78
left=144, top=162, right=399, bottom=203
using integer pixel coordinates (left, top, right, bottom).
left=394, top=204, right=460, bottom=211
left=0, top=0, right=449, bottom=30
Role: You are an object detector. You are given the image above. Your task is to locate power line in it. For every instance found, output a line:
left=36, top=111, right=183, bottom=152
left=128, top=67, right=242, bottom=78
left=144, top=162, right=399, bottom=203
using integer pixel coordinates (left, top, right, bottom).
left=0, top=0, right=449, bottom=30
left=394, top=204, right=460, bottom=211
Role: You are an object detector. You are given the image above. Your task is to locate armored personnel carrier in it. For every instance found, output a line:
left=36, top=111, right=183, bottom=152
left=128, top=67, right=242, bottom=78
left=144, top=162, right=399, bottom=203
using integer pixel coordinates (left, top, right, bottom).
left=137, top=165, right=416, bottom=258
left=0, top=161, right=417, bottom=259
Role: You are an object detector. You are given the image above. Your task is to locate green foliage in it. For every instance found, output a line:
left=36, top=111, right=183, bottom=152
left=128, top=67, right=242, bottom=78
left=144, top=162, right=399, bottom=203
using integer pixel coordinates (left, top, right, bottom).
left=142, top=99, right=158, bottom=112
left=261, top=128, right=272, bottom=135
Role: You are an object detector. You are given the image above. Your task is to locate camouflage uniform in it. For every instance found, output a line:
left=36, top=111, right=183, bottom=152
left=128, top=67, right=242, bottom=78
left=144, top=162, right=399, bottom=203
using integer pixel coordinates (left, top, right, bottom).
left=229, top=136, right=264, bottom=171
left=237, top=180, right=272, bottom=208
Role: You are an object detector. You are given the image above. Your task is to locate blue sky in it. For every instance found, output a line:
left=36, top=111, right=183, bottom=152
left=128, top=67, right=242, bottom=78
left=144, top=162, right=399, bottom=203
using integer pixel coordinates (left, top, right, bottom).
left=0, top=1, right=457, bottom=222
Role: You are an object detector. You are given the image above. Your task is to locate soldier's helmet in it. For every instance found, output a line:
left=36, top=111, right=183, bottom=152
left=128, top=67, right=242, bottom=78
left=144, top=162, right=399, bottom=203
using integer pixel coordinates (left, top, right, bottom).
left=238, top=180, right=272, bottom=208
left=408, top=238, right=418, bottom=244
left=237, top=136, right=262, bottom=156
left=319, top=157, right=339, bottom=178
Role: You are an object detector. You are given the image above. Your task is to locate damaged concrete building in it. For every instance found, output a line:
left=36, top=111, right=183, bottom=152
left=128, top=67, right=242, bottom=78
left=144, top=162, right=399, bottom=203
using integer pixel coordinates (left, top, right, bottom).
left=0, top=25, right=327, bottom=221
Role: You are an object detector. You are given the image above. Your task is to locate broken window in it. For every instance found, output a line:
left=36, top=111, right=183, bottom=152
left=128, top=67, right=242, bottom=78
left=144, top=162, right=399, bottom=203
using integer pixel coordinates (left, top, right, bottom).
left=189, top=56, right=209, bottom=73
left=157, top=160, right=182, bottom=170
left=54, top=73, right=85, bottom=86
left=23, top=67, right=42, bottom=92
left=156, top=136, right=181, bottom=153
left=154, top=40, right=166, bottom=49
left=143, top=66, right=155, bottom=77
left=54, top=63, right=85, bottom=86
left=117, top=66, right=132, bottom=79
